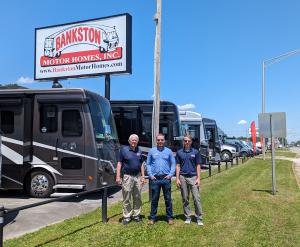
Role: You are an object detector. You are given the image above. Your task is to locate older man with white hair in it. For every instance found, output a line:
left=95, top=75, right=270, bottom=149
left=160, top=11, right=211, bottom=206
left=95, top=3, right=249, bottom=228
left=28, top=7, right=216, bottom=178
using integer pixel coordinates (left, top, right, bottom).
left=116, top=134, right=145, bottom=225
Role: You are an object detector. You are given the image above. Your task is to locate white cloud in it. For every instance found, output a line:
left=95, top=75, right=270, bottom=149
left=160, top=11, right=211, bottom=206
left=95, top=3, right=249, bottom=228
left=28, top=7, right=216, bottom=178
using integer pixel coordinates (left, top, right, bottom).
left=178, top=104, right=195, bottom=111
left=16, top=76, right=35, bottom=84
left=237, top=119, right=247, bottom=125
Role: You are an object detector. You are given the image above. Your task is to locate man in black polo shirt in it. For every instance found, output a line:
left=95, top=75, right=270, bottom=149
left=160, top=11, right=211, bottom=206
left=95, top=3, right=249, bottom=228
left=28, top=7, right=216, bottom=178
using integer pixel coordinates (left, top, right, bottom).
left=176, top=134, right=204, bottom=226
left=116, top=134, right=145, bottom=225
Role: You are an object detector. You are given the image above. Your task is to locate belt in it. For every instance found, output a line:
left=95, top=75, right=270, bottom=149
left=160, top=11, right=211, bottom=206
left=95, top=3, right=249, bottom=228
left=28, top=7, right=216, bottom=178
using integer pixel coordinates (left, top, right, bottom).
left=181, top=174, right=196, bottom=178
left=154, top=174, right=168, bottom=179
left=124, top=172, right=140, bottom=176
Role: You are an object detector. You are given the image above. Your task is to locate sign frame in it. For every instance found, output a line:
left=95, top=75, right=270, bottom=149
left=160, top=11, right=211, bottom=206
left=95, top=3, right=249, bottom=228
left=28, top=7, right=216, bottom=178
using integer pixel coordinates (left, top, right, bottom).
left=258, top=112, right=286, bottom=138
left=34, top=13, right=132, bottom=81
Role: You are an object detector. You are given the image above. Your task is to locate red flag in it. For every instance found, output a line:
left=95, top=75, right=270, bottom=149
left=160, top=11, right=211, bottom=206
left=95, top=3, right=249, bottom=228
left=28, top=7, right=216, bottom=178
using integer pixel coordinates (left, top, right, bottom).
left=250, top=121, right=256, bottom=153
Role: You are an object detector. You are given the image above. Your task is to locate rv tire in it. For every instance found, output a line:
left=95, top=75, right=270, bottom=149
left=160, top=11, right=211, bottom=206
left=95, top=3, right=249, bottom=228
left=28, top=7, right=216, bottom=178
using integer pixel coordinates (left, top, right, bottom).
left=26, top=171, right=54, bottom=198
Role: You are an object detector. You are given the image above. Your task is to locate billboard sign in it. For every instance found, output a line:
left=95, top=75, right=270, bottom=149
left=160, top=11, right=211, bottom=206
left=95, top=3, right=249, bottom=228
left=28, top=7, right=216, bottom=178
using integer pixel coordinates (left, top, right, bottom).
left=35, top=14, right=132, bottom=80
left=258, top=112, right=286, bottom=138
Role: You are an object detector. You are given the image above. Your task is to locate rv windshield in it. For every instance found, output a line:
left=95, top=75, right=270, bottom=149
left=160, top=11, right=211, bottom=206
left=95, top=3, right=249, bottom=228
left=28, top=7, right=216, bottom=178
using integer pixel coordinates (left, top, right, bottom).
left=87, top=94, right=118, bottom=141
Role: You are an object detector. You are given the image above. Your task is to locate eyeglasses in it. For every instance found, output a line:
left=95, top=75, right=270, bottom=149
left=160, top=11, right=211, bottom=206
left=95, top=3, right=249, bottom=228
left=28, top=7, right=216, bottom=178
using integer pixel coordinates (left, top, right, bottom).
left=183, top=140, right=192, bottom=143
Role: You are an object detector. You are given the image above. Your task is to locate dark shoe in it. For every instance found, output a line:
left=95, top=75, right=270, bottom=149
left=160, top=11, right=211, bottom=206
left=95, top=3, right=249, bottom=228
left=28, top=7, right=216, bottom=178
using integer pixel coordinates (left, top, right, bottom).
left=168, top=219, right=174, bottom=225
left=133, top=216, right=142, bottom=222
left=122, top=218, right=131, bottom=225
left=148, top=219, right=155, bottom=225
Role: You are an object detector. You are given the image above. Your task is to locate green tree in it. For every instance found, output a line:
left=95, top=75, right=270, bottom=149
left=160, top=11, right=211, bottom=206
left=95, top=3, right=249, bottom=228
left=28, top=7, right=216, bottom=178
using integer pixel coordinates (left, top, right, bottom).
left=0, top=83, right=27, bottom=89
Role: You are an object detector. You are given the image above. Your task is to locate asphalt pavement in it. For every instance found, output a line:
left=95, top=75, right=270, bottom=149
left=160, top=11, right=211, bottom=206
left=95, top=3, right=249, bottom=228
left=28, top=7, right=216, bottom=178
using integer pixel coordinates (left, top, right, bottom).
left=1, top=186, right=124, bottom=240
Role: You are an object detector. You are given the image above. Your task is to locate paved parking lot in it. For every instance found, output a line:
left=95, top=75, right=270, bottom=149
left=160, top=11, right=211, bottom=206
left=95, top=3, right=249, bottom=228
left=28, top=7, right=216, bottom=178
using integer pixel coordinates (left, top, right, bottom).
left=1, top=186, right=123, bottom=240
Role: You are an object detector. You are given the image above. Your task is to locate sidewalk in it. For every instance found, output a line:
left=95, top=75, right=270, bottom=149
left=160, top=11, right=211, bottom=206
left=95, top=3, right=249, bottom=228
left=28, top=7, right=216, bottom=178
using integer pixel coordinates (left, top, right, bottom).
left=3, top=183, right=149, bottom=240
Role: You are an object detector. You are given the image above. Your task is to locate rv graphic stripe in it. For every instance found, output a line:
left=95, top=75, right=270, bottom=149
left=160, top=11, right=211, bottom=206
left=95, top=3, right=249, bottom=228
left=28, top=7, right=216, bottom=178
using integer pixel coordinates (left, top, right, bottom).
left=1, top=136, right=98, bottom=163
left=33, top=141, right=98, bottom=161
left=2, top=175, right=23, bottom=186
left=1, top=144, right=23, bottom=164
left=2, top=136, right=23, bottom=146
left=31, top=164, right=62, bottom=176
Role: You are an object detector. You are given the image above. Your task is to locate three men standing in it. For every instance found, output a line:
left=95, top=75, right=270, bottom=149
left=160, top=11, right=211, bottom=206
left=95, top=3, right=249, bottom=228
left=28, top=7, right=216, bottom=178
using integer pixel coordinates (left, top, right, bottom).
left=176, top=134, right=204, bottom=226
left=116, top=133, right=204, bottom=226
left=116, top=134, right=145, bottom=225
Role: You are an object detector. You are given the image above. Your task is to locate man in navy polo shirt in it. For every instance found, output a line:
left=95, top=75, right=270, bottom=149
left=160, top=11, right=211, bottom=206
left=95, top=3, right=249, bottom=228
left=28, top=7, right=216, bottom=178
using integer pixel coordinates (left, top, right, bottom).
left=176, top=134, right=204, bottom=226
left=116, top=134, right=145, bottom=225
left=146, top=133, right=176, bottom=225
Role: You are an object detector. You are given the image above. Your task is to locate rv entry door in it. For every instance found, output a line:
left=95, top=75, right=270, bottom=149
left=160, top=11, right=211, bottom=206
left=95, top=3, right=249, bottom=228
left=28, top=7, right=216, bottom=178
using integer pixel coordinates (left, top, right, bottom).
left=56, top=105, right=86, bottom=181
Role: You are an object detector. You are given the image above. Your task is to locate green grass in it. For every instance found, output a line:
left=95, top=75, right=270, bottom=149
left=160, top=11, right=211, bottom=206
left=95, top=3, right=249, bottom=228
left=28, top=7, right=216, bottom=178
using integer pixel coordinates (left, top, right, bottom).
left=266, top=149, right=297, bottom=158
left=5, top=159, right=300, bottom=247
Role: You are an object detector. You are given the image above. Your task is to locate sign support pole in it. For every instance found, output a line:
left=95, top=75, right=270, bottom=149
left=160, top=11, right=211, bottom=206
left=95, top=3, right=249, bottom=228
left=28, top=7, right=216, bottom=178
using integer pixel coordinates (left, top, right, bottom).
left=105, top=74, right=111, bottom=100
left=270, top=114, right=276, bottom=195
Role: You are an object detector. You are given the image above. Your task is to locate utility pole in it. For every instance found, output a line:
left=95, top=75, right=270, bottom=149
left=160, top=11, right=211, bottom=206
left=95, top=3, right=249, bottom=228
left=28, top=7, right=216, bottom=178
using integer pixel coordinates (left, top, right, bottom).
left=152, top=0, right=162, bottom=146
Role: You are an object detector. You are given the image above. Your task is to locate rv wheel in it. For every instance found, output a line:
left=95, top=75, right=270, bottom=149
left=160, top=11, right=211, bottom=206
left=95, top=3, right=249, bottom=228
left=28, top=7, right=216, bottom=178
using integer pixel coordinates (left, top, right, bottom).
left=27, top=171, right=54, bottom=198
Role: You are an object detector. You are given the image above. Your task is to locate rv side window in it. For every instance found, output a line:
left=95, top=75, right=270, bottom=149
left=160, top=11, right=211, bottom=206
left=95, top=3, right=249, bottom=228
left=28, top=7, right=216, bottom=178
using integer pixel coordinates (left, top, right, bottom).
left=40, top=105, right=57, bottom=133
left=141, top=113, right=152, bottom=144
left=0, top=111, right=14, bottom=134
left=62, top=110, right=82, bottom=137
left=114, top=108, right=138, bottom=141
left=61, top=157, right=82, bottom=169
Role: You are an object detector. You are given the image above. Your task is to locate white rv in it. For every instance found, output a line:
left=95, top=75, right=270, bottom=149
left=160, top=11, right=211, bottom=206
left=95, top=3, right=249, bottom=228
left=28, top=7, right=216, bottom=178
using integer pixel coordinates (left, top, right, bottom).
left=179, top=111, right=221, bottom=165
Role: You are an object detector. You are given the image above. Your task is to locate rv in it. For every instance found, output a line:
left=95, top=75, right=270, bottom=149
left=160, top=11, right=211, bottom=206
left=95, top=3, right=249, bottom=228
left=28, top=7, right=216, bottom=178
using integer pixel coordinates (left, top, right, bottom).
left=0, top=88, right=119, bottom=197
left=111, top=100, right=182, bottom=154
left=202, top=118, right=221, bottom=163
left=180, top=111, right=221, bottom=165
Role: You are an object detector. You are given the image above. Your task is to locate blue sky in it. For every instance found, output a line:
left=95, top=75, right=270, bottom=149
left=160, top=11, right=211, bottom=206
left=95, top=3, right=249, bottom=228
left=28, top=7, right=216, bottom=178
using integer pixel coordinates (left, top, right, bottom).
left=1, top=0, right=300, bottom=141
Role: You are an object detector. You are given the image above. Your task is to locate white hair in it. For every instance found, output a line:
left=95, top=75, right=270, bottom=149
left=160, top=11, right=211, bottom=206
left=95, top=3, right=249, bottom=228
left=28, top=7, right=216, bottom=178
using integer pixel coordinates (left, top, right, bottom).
left=128, top=134, right=139, bottom=142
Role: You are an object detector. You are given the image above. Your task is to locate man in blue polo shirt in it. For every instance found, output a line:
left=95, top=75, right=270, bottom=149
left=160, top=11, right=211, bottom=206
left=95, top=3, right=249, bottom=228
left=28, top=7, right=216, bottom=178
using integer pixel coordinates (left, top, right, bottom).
left=116, top=134, right=145, bottom=225
left=176, top=134, right=204, bottom=226
left=147, top=133, right=176, bottom=225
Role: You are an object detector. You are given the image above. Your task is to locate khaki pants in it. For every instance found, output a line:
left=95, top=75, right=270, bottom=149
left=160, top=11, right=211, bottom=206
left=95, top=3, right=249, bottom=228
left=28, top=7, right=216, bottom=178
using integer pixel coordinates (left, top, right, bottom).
left=122, top=174, right=142, bottom=218
left=179, top=175, right=203, bottom=220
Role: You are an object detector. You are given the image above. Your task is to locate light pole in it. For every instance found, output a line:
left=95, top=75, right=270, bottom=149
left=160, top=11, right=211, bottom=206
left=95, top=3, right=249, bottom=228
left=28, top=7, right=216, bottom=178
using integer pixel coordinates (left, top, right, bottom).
left=262, top=47, right=300, bottom=158
left=262, top=47, right=300, bottom=113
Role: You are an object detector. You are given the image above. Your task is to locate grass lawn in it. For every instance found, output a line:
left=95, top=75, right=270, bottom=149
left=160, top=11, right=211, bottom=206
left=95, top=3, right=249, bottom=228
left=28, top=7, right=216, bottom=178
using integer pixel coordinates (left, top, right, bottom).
left=265, top=149, right=297, bottom=158
left=5, top=159, right=300, bottom=247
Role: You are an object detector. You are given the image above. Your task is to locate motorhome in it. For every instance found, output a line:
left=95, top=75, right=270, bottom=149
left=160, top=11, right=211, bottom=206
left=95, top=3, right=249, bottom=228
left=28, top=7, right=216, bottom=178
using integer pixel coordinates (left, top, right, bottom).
left=0, top=88, right=119, bottom=197
left=202, top=118, right=221, bottom=163
left=179, top=111, right=221, bottom=165
left=111, top=100, right=182, bottom=153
